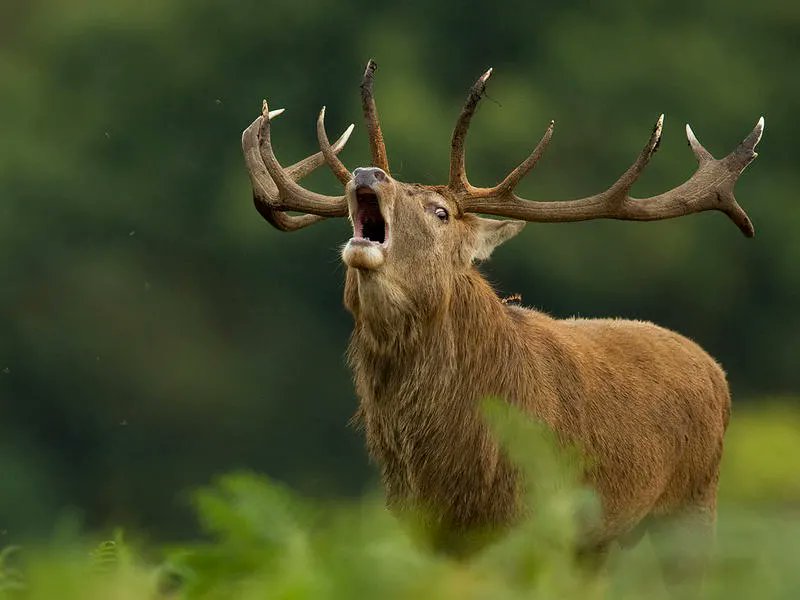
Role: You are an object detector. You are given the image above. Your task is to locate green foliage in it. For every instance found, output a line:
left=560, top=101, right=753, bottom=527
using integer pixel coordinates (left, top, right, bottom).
left=1, top=0, right=798, bottom=552
left=719, top=404, right=800, bottom=506
left=0, top=546, right=25, bottom=596
left=2, top=404, right=799, bottom=599
left=0, top=534, right=155, bottom=600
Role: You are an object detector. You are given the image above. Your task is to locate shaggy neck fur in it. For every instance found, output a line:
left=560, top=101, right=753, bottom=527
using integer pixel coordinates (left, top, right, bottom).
left=345, top=266, right=544, bottom=541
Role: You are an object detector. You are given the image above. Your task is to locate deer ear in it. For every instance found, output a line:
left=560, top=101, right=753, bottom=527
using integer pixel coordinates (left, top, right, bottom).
left=470, top=218, right=526, bottom=261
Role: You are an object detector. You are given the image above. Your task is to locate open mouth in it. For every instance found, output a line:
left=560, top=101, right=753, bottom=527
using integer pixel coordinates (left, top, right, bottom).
left=353, top=188, right=387, bottom=245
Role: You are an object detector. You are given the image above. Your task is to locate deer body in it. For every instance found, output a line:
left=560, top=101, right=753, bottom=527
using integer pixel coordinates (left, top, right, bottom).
left=241, top=60, right=762, bottom=554
left=346, top=266, right=730, bottom=548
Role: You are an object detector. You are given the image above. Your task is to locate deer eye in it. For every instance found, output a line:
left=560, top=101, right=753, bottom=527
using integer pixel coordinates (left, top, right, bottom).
left=434, top=207, right=449, bottom=222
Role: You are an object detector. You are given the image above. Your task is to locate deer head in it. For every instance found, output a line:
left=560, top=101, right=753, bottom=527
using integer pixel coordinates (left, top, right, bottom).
left=242, top=60, right=764, bottom=313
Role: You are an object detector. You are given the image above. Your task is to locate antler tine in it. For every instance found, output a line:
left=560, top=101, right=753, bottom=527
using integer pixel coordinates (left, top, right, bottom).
left=483, top=119, right=556, bottom=197
left=256, top=100, right=348, bottom=218
left=449, top=68, right=492, bottom=193
left=449, top=68, right=556, bottom=199
left=686, top=123, right=713, bottom=165
left=361, top=59, right=390, bottom=172
left=241, top=106, right=352, bottom=231
left=286, top=119, right=354, bottom=180
left=461, top=116, right=764, bottom=238
left=317, top=106, right=353, bottom=185
left=601, top=114, right=664, bottom=207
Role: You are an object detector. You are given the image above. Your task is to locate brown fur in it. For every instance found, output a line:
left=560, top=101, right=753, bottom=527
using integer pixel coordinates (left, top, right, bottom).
left=341, top=178, right=730, bottom=553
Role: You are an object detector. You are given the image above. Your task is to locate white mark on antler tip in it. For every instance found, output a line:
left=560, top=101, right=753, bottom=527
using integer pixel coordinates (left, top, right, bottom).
left=652, top=114, right=664, bottom=138
left=749, top=116, right=765, bottom=148
left=331, top=124, right=355, bottom=152
left=685, top=123, right=698, bottom=143
left=647, top=115, right=664, bottom=153
left=481, top=68, right=493, bottom=82
left=268, top=108, right=285, bottom=120
left=338, top=124, right=355, bottom=147
left=739, top=117, right=764, bottom=152
left=685, top=123, right=713, bottom=162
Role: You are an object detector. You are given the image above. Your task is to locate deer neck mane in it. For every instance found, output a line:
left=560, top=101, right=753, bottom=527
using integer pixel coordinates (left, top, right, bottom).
left=345, top=266, right=528, bottom=532
left=345, top=266, right=519, bottom=393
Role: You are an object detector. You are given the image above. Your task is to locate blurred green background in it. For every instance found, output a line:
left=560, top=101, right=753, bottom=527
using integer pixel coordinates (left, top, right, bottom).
left=0, top=0, right=797, bottom=544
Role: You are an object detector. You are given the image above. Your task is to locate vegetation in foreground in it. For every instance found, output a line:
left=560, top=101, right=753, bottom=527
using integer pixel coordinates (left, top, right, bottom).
left=1, top=403, right=798, bottom=600
left=3, top=0, right=797, bottom=540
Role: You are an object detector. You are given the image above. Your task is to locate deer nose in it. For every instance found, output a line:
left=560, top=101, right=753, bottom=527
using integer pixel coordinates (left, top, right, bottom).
left=353, top=167, right=387, bottom=188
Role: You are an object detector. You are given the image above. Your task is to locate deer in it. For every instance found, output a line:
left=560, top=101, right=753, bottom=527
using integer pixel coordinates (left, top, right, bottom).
left=240, top=61, right=764, bottom=563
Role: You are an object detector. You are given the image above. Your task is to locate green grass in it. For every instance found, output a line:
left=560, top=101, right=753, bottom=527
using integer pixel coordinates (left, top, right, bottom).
left=2, top=402, right=799, bottom=599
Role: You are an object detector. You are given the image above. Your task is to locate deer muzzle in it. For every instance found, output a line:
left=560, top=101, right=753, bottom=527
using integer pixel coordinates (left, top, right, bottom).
left=352, top=167, right=387, bottom=188
left=343, top=168, right=392, bottom=271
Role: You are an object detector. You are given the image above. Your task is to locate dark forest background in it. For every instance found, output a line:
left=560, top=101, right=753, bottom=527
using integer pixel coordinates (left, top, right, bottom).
left=0, top=0, right=797, bottom=542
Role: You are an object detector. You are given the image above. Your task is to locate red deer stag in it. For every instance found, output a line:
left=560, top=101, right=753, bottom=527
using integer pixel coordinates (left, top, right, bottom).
left=241, top=61, right=763, bottom=557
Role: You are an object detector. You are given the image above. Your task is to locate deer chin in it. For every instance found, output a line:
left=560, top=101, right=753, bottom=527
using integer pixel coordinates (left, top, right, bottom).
left=342, top=238, right=386, bottom=270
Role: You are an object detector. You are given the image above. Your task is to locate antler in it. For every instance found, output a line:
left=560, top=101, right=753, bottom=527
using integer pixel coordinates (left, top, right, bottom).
left=241, top=101, right=353, bottom=231
left=450, top=70, right=764, bottom=237
left=317, top=106, right=353, bottom=185
left=361, top=59, right=390, bottom=172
